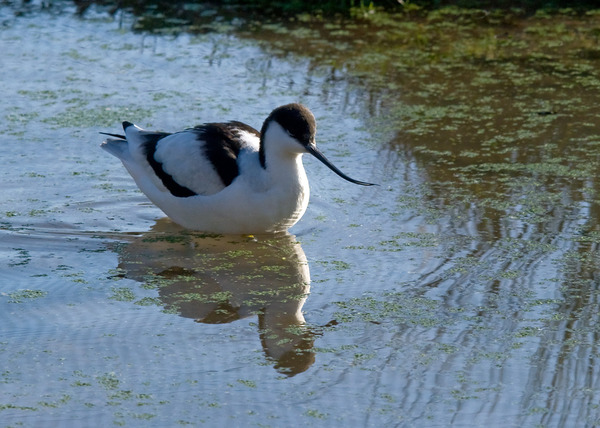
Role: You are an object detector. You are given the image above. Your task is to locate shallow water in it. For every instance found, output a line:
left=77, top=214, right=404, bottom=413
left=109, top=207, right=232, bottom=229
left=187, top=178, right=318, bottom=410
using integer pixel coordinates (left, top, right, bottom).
left=2, top=2, right=600, bottom=427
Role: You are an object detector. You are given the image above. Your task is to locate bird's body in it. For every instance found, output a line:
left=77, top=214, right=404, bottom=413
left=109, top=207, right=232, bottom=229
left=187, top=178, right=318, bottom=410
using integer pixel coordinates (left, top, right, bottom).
left=101, top=103, right=374, bottom=234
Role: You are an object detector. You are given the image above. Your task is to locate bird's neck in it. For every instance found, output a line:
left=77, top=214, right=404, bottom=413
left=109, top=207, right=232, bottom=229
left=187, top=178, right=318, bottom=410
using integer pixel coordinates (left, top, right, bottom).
left=265, top=152, right=307, bottom=189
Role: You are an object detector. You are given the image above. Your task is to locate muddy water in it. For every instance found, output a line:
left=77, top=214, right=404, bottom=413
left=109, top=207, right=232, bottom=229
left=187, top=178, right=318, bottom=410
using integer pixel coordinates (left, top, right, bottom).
left=2, top=2, right=600, bottom=427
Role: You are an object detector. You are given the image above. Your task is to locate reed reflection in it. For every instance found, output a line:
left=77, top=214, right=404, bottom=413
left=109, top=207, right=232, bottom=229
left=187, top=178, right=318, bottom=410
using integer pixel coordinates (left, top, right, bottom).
left=115, top=218, right=314, bottom=376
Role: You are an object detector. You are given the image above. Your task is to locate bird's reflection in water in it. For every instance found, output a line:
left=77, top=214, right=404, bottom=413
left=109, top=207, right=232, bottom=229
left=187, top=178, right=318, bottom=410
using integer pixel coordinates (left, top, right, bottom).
left=115, top=218, right=315, bottom=376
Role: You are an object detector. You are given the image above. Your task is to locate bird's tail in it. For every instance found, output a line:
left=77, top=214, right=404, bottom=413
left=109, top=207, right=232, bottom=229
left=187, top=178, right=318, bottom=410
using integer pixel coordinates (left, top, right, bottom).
left=100, top=138, right=129, bottom=160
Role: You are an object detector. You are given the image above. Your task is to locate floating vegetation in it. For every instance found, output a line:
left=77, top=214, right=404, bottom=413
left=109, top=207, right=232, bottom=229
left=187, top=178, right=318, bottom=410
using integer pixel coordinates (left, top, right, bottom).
left=2, top=3, right=600, bottom=427
left=333, top=292, right=449, bottom=327
left=43, top=105, right=155, bottom=128
left=7, top=289, right=48, bottom=303
left=109, top=286, right=136, bottom=302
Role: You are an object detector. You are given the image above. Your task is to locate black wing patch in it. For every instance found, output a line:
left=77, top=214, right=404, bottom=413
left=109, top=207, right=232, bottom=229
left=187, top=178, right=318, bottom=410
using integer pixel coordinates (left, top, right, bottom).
left=141, top=133, right=199, bottom=198
left=192, top=121, right=260, bottom=187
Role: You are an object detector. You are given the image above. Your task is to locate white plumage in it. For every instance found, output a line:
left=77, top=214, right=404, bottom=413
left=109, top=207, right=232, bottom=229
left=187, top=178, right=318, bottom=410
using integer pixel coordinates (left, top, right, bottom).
left=101, top=103, right=375, bottom=234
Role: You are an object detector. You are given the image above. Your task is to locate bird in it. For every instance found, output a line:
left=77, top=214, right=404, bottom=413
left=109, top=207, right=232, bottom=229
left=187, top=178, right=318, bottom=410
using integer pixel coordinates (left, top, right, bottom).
left=100, top=103, right=375, bottom=234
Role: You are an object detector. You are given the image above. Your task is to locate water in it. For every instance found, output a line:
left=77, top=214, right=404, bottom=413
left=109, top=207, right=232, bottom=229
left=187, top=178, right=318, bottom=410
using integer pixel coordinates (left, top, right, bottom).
left=1, top=2, right=600, bottom=427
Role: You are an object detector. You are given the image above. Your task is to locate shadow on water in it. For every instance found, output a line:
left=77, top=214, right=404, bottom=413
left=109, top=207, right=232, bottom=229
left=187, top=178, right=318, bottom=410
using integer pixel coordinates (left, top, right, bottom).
left=113, top=219, right=315, bottom=377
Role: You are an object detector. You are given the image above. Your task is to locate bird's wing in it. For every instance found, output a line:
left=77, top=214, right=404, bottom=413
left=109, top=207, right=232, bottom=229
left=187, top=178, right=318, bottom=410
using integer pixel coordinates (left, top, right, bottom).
left=129, top=122, right=261, bottom=197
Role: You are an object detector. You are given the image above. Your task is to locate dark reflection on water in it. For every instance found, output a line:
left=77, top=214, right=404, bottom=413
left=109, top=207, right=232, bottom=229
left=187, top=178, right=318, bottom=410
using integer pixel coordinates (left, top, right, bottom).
left=114, top=219, right=315, bottom=376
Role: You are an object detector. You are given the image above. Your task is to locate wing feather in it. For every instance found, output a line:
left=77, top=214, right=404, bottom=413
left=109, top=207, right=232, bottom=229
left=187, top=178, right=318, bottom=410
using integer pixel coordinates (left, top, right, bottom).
left=150, top=122, right=260, bottom=197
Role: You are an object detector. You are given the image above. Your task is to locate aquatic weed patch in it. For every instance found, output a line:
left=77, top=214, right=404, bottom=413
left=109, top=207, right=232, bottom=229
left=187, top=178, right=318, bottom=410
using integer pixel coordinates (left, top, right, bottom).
left=333, top=292, right=451, bottom=327
left=6, top=289, right=48, bottom=303
left=43, top=105, right=155, bottom=128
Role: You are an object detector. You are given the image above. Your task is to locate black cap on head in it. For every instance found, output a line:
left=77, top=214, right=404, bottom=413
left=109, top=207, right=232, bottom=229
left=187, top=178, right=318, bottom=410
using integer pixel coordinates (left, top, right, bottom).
left=261, top=104, right=377, bottom=186
left=261, top=103, right=316, bottom=147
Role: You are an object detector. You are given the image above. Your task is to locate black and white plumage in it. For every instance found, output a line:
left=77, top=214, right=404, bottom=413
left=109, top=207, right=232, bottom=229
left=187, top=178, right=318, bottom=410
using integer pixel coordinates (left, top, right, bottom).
left=101, top=103, right=375, bottom=234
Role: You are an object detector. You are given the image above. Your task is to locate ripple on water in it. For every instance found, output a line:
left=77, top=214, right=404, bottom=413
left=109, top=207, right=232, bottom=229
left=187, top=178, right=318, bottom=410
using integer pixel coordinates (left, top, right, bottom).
left=2, top=3, right=600, bottom=428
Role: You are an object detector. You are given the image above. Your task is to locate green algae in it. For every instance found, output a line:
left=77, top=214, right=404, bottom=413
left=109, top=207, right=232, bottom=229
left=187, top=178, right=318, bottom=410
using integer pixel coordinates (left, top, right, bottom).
left=2, top=4, right=600, bottom=427
left=334, top=293, right=448, bottom=327
left=7, top=289, right=48, bottom=303
left=43, top=105, right=155, bottom=128
left=109, top=286, right=136, bottom=302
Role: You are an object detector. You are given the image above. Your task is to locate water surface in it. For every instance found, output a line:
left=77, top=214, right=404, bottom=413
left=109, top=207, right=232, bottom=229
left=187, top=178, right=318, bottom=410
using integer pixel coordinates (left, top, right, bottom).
left=1, top=2, right=600, bottom=427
